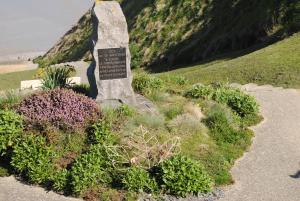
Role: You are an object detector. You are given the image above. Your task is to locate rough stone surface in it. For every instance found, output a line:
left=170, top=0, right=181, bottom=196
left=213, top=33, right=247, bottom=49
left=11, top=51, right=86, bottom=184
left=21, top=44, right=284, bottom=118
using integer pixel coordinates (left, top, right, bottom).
left=58, top=61, right=158, bottom=114
left=91, top=1, right=135, bottom=105
left=0, top=176, right=81, bottom=201
left=135, top=94, right=159, bottom=114
left=219, top=84, right=300, bottom=201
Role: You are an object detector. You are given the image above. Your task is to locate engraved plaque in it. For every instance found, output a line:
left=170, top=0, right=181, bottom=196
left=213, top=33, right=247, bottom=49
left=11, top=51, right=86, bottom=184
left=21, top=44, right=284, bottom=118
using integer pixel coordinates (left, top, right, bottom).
left=98, top=48, right=127, bottom=80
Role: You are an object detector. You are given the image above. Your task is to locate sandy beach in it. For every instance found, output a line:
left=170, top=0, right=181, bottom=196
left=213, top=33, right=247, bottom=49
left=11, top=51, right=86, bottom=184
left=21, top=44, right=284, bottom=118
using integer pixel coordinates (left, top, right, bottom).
left=0, top=62, right=38, bottom=74
left=0, top=51, right=42, bottom=74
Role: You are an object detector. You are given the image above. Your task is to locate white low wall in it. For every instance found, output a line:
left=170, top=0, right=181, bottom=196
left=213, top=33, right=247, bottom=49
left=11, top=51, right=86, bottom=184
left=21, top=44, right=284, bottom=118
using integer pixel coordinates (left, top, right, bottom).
left=21, top=77, right=81, bottom=90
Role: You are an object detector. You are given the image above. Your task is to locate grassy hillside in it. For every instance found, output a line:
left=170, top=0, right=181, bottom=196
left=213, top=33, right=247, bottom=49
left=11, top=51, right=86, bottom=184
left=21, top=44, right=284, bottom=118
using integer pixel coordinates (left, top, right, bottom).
left=0, top=70, right=36, bottom=91
left=159, top=33, right=300, bottom=88
left=35, top=0, right=300, bottom=69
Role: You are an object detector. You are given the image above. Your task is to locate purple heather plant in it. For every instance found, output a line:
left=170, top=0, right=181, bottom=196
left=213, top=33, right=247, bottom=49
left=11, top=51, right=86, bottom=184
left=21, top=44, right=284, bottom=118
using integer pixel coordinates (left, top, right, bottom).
left=16, top=89, right=101, bottom=131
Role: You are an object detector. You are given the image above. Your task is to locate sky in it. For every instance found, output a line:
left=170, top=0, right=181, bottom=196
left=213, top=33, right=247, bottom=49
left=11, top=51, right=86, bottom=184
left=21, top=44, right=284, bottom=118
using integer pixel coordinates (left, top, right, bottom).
left=0, top=0, right=93, bottom=56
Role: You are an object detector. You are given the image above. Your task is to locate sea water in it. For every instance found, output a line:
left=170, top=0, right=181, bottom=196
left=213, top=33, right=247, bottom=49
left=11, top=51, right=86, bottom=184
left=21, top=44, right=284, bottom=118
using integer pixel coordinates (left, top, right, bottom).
left=0, top=0, right=93, bottom=60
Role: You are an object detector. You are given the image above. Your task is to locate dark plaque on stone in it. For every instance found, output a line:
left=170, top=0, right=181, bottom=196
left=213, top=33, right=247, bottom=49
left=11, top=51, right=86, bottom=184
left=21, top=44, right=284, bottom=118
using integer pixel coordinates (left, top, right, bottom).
left=98, top=48, right=127, bottom=80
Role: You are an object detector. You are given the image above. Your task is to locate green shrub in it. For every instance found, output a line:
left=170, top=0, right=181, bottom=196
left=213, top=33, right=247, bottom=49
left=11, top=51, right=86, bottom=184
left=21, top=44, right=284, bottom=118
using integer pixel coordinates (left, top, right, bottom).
left=130, top=43, right=143, bottom=69
left=70, top=144, right=117, bottom=195
left=164, top=104, right=183, bottom=120
left=71, top=84, right=90, bottom=96
left=213, top=88, right=259, bottom=117
left=122, top=167, right=158, bottom=193
left=156, top=155, right=213, bottom=197
left=115, top=104, right=135, bottom=117
left=204, top=104, right=252, bottom=145
left=133, top=73, right=164, bottom=95
left=87, top=120, right=113, bottom=145
left=11, top=135, right=56, bottom=184
left=185, top=84, right=214, bottom=100
left=52, top=169, right=70, bottom=192
left=185, top=84, right=259, bottom=117
left=0, top=110, right=23, bottom=154
left=41, top=65, right=75, bottom=90
left=171, top=75, right=188, bottom=85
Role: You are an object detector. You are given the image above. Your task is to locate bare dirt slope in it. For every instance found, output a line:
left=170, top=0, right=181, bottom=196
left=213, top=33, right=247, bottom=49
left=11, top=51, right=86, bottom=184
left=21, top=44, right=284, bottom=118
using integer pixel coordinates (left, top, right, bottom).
left=219, top=84, right=300, bottom=201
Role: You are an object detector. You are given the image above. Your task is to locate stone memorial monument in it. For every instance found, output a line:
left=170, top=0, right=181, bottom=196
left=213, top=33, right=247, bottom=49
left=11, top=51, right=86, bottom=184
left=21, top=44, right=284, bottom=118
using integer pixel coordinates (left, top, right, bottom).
left=91, top=0, right=136, bottom=106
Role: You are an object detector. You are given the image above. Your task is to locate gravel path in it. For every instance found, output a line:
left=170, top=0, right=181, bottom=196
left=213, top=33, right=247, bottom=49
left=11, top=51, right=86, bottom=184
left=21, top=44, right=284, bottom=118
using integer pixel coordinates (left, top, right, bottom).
left=219, top=84, right=300, bottom=201
left=1, top=84, right=300, bottom=201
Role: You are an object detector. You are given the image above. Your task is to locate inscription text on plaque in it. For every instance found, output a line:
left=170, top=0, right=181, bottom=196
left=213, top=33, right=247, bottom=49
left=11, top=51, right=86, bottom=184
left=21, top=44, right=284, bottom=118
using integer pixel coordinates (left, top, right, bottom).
left=98, top=48, right=127, bottom=80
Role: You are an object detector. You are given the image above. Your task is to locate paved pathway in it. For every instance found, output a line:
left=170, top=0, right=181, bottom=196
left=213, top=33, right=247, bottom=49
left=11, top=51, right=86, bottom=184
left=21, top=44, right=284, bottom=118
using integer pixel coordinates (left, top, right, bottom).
left=0, top=177, right=80, bottom=201
left=219, top=84, right=300, bottom=201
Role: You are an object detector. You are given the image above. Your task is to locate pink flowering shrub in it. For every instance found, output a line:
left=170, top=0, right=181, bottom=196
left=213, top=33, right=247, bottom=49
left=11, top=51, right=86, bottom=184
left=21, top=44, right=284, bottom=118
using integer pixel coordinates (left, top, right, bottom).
left=16, top=89, right=101, bottom=131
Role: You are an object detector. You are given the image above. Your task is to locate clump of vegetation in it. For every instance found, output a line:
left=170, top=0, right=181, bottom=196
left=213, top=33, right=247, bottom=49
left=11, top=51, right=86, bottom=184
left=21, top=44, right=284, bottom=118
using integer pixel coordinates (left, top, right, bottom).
left=122, top=167, right=158, bottom=193
left=16, top=89, right=101, bottom=131
left=185, top=84, right=259, bottom=117
left=71, top=84, right=91, bottom=96
left=167, top=113, right=206, bottom=135
left=132, top=72, right=164, bottom=95
left=0, top=110, right=23, bottom=154
left=115, top=104, right=135, bottom=118
left=69, top=144, right=116, bottom=195
left=41, top=65, right=75, bottom=90
left=0, top=90, right=24, bottom=110
left=87, top=120, right=114, bottom=145
left=155, top=155, right=214, bottom=197
left=204, top=104, right=251, bottom=145
left=51, top=169, right=70, bottom=192
left=11, top=134, right=56, bottom=184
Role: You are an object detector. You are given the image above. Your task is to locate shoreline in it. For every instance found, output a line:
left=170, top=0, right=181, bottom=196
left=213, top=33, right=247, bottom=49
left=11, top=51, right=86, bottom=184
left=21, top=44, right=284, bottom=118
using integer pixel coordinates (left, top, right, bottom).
left=0, top=62, right=38, bottom=75
left=0, top=51, right=43, bottom=74
left=0, top=51, right=45, bottom=65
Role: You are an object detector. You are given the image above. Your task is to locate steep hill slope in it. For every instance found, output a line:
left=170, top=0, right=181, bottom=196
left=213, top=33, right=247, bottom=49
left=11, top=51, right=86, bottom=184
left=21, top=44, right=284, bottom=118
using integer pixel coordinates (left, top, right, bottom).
left=35, top=0, right=300, bottom=70
left=160, top=33, right=300, bottom=88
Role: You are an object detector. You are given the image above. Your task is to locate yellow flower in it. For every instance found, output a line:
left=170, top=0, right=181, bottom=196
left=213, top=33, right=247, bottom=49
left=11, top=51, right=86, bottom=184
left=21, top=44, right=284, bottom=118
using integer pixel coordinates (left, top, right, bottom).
left=95, top=0, right=102, bottom=4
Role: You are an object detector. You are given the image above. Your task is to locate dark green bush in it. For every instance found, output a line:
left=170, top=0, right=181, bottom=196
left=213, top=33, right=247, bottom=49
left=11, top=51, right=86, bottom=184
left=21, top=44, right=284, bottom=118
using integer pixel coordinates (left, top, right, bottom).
left=122, top=167, right=158, bottom=193
left=70, top=144, right=117, bottom=195
left=11, top=135, right=56, bottom=184
left=185, top=84, right=214, bottom=100
left=87, top=120, right=114, bottom=145
left=204, top=105, right=243, bottom=144
left=204, top=104, right=252, bottom=145
left=133, top=73, right=164, bottom=95
left=52, top=169, right=70, bottom=192
left=185, top=84, right=259, bottom=117
left=213, top=88, right=259, bottom=117
left=0, top=110, right=23, bottom=154
left=71, top=84, right=91, bottom=96
left=156, top=155, right=213, bottom=197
